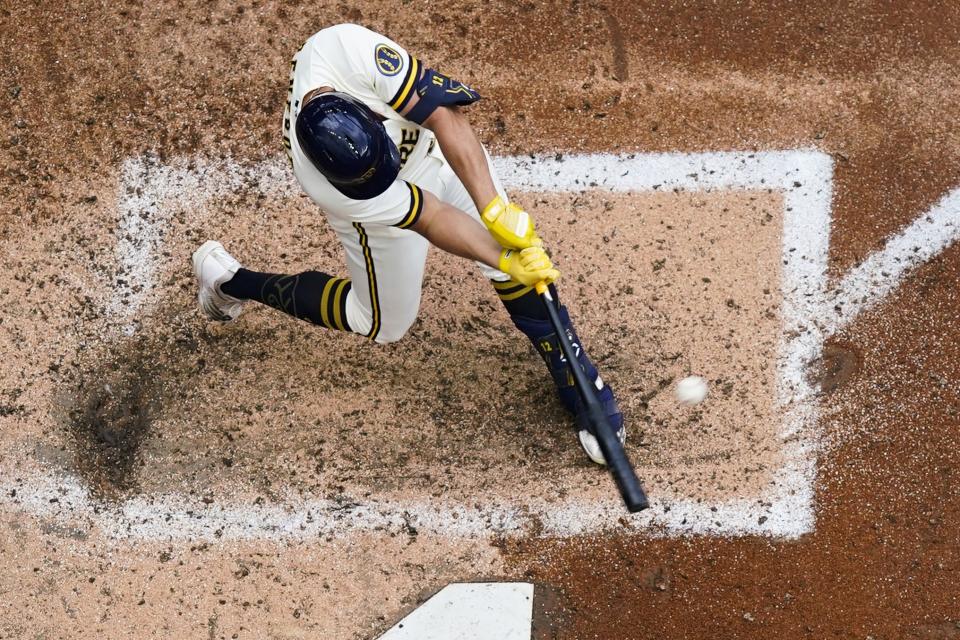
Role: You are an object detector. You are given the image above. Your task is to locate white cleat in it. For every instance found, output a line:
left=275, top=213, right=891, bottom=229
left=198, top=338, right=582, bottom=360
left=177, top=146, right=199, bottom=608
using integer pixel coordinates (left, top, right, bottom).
left=192, top=240, right=247, bottom=322
left=577, top=425, right=627, bottom=466
left=572, top=374, right=626, bottom=465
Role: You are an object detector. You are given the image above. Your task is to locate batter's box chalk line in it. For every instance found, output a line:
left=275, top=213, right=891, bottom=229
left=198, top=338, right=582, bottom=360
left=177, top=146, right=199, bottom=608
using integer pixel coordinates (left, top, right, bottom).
left=7, top=150, right=960, bottom=542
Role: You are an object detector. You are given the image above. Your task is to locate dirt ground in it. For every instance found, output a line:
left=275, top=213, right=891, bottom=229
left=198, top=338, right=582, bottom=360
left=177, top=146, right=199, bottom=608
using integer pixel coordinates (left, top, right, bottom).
left=2, top=1, right=959, bottom=639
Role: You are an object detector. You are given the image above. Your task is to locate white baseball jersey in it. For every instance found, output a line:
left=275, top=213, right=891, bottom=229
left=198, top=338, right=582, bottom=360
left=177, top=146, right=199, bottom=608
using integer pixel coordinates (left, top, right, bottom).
left=282, top=24, right=507, bottom=343
left=283, top=24, right=434, bottom=226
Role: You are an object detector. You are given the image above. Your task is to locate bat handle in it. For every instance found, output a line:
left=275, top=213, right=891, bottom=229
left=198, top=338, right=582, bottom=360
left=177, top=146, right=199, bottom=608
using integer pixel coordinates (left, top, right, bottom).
left=535, top=281, right=549, bottom=297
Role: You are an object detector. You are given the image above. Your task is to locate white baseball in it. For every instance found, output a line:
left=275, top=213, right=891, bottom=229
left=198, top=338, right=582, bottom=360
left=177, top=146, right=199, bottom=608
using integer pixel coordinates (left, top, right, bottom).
left=676, top=376, right=709, bottom=406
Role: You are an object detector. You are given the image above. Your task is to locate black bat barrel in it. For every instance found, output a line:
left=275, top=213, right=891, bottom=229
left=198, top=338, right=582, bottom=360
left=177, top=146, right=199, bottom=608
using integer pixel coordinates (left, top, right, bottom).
left=539, top=289, right=650, bottom=512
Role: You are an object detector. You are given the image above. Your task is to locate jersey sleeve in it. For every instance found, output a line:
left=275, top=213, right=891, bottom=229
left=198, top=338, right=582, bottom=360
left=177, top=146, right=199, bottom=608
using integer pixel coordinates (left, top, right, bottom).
left=310, top=176, right=424, bottom=229
left=374, top=43, right=421, bottom=115
left=334, top=24, right=479, bottom=122
left=333, top=24, right=422, bottom=114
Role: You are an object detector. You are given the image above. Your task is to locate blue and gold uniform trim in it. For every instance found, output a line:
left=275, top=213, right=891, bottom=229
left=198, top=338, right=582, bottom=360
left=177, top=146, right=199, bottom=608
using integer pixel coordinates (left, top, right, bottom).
left=353, top=222, right=381, bottom=340
left=492, top=279, right=533, bottom=301
left=404, top=68, right=481, bottom=124
left=318, top=277, right=352, bottom=332
left=388, top=56, right=420, bottom=112
left=393, top=182, right=424, bottom=229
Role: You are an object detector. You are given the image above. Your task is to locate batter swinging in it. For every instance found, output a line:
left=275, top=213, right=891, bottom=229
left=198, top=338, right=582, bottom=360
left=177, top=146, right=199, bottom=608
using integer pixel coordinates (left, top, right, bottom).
left=192, top=23, right=625, bottom=464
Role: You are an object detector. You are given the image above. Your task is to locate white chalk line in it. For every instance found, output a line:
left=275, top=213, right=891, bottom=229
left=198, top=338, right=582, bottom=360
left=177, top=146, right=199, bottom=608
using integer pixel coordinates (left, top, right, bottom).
left=3, top=150, right=841, bottom=541
left=18, top=148, right=959, bottom=542
left=0, top=439, right=814, bottom=541
left=66, top=148, right=960, bottom=544
left=823, top=187, right=960, bottom=335
left=108, top=154, right=296, bottom=334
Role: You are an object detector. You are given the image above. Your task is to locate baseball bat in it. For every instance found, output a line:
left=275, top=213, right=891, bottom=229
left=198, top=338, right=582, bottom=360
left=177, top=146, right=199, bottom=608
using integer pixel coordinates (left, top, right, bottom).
left=536, top=283, right=650, bottom=512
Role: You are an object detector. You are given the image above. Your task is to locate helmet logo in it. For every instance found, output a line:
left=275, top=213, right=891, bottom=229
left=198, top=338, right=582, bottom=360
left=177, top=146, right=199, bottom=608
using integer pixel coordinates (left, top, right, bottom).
left=375, top=44, right=403, bottom=76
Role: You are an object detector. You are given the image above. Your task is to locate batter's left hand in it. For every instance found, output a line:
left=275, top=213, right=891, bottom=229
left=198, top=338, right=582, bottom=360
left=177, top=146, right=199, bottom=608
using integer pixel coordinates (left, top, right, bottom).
left=499, top=246, right=560, bottom=287
left=481, top=195, right=542, bottom=250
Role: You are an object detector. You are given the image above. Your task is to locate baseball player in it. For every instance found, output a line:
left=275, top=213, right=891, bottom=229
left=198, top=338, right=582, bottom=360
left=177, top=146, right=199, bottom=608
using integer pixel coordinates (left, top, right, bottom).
left=192, top=23, right=625, bottom=464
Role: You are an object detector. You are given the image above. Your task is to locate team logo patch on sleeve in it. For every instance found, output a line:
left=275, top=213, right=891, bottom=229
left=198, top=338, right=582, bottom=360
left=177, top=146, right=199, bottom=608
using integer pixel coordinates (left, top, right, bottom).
left=375, top=44, right=403, bottom=76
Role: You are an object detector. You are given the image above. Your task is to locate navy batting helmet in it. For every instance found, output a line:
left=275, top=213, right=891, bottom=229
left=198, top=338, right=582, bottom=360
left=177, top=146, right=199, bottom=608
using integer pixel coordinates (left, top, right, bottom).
left=295, top=91, right=400, bottom=200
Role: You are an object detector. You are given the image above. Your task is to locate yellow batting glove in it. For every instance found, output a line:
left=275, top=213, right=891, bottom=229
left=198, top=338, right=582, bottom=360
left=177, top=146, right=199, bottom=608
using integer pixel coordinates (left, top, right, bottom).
left=481, top=195, right=542, bottom=250
left=498, top=247, right=560, bottom=288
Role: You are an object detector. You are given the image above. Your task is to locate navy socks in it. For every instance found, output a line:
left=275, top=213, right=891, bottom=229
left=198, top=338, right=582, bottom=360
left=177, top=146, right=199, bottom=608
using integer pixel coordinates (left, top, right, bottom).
left=222, top=268, right=353, bottom=332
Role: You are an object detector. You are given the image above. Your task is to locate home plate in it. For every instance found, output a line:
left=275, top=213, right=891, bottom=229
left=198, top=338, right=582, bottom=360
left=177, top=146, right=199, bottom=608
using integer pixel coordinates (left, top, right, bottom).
left=378, top=582, right=534, bottom=640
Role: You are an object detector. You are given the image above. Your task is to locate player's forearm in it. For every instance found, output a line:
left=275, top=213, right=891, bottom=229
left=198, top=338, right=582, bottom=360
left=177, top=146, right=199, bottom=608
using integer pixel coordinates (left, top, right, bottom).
left=423, top=106, right=498, bottom=211
left=413, top=202, right=559, bottom=288
left=413, top=197, right=501, bottom=270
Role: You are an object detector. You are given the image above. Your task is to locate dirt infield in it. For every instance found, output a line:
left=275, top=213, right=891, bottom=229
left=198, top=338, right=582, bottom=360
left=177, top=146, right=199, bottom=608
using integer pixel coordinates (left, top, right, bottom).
left=2, top=1, right=960, bottom=639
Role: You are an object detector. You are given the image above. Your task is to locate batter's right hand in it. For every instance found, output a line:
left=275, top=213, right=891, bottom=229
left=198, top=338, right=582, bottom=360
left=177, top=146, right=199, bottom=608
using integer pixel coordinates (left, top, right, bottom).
left=481, top=195, right=542, bottom=250
left=499, top=247, right=560, bottom=287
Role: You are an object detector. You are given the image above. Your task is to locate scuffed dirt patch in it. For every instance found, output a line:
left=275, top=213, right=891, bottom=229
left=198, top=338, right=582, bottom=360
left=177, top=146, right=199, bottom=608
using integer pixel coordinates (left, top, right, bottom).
left=65, top=353, right=158, bottom=497
left=810, top=340, right=861, bottom=395
left=55, top=324, right=202, bottom=498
